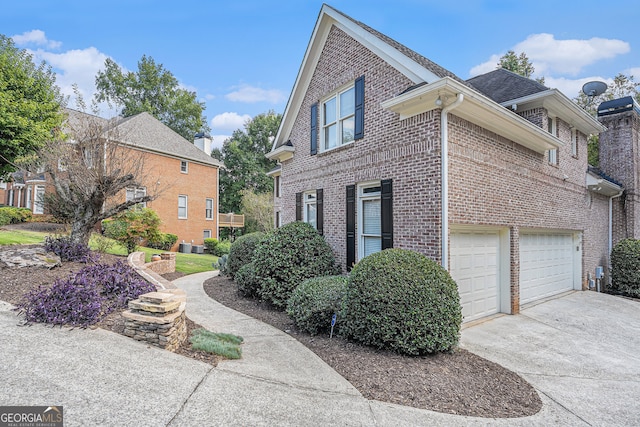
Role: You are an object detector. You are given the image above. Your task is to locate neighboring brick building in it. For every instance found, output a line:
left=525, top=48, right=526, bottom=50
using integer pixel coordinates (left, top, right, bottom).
left=267, top=5, right=628, bottom=322
left=2, top=110, right=221, bottom=250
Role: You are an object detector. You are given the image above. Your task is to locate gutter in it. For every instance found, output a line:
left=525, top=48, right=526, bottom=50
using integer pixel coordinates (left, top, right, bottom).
left=441, top=93, right=464, bottom=270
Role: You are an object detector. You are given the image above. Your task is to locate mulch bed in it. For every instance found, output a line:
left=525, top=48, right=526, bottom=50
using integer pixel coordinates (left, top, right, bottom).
left=203, top=275, right=542, bottom=418
left=0, top=235, right=542, bottom=418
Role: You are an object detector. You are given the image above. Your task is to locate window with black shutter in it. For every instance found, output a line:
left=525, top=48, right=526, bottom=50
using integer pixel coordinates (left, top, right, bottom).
left=346, top=185, right=356, bottom=270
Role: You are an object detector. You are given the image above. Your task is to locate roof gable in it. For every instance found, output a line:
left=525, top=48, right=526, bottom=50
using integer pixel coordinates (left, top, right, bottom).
left=272, top=4, right=462, bottom=151
left=64, top=109, right=220, bottom=168
left=466, top=68, right=548, bottom=104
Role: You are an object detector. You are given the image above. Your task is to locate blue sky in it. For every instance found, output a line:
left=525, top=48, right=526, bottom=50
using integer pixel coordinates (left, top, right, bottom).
left=2, top=1, right=639, bottom=149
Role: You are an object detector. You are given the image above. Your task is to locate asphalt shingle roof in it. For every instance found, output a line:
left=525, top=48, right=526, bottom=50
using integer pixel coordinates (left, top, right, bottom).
left=466, top=68, right=549, bottom=104
left=64, top=109, right=221, bottom=168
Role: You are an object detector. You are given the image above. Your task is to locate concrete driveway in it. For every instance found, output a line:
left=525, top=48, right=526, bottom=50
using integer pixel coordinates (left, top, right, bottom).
left=461, top=291, right=640, bottom=426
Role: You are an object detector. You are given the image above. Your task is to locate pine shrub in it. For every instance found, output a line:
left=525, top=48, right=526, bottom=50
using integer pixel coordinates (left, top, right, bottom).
left=287, top=275, right=347, bottom=335
left=341, top=249, right=462, bottom=355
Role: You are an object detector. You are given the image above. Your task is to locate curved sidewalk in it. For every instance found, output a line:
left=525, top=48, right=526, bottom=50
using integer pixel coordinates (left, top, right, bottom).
left=0, top=270, right=594, bottom=426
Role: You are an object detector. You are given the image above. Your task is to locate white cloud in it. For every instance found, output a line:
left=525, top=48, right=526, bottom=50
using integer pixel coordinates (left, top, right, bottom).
left=626, top=67, right=640, bottom=78
left=469, top=33, right=630, bottom=77
left=12, top=30, right=61, bottom=49
left=30, top=47, right=115, bottom=114
left=211, top=112, right=251, bottom=132
left=211, top=134, right=231, bottom=151
left=544, top=75, right=613, bottom=99
left=225, top=84, right=286, bottom=104
left=204, top=93, right=216, bottom=100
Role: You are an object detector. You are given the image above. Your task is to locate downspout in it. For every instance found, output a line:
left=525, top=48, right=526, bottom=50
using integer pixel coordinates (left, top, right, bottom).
left=441, top=93, right=464, bottom=270
left=608, top=190, right=624, bottom=290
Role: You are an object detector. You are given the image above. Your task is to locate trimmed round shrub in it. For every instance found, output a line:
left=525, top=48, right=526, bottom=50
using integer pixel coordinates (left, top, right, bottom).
left=287, top=275, right=347, bottom=335
left=341, top=249, right=462, bottom=355
left=227, top=232, right=265, bottom=279
left=253, top=222, right=339, bottom=309
left=235, top=261, right=261, bottom=297
left=611, top=238, right=640, bottom=297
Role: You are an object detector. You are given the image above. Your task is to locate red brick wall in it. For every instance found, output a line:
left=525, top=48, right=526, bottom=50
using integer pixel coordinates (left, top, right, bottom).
left=279, top=25, right=611, bottom=303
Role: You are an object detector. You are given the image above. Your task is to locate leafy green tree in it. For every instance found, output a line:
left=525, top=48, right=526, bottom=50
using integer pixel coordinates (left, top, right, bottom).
left=95, top=55, right=209, bottom=141
left=240, top=189, right=274, bottom=233
left=497, top=50, right=545, bottom=85
left=219, top=111, right=281, bottom=214
left=0, top=34, right=65, bottom=177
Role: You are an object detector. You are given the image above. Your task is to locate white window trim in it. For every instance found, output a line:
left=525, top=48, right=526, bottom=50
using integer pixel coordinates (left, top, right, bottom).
left=571, top=128, right=578, bottom=157
left=33, top=186, right=45, bottom=214
left=303, top=191, right=317, bottom=229
left=205, top=198, right=214, bottom=220
left=203, top=229, right=212, bottom=239
left=547, top=117, right=558, bottom=165
left=180, top=161, right=188, bottom=174
left=126, top=186, right=147, bottom=208
left=320, top=82, right=355, bottom=153
left=178, top=195, right=188, bottom=219
left=357, top=181, right=382, bottom=261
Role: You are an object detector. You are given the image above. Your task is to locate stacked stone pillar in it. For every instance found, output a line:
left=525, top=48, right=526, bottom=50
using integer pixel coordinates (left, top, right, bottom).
left=122, top=289, right=187, bottom=352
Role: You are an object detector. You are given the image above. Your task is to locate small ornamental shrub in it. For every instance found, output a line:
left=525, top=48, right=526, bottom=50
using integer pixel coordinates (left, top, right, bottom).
left=44, top=235, right=97, bottom=263
left=102, top=208, right=161, bottom=254
left=17, top=262, right=154, bottom=327
left=0, top=207, right=32, bottom=226
left=227, top=232, right=265, bottom=279
left=235, top=262, right=261, bottom=297
left=341, top=249, right=462, bottom=355
left=253, top=222, right=339, bottom=309
left=216, top=254, right=228, bottom=275
left=79, top=260, right=156, bottom=309
left=19, top=279, right=103, bottom=327
left=287, top=276, right=347, bottom=335
left=147, top=232, right=178, bottom=251
left=204, top=238, right=232, bottom=256
left=610, top=238, right=640, bottom=297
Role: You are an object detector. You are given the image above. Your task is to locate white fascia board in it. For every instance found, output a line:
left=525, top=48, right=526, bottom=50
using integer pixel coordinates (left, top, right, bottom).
left=500, top=89, right=606, bottom=134
left=382, top=77, right=563, bottom=154
left=266, top=145, right=295, bottom=162
left=586, top=172, right=623, bottom=196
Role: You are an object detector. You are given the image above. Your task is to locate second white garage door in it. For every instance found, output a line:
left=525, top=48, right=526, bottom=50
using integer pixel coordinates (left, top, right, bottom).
left=450, top=231, right=500, bottom=322
left=520, top=232, right=575, bottom=305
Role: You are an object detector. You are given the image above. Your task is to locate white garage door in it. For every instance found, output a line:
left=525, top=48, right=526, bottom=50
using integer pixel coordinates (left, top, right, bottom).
left=450, top=231, right=500, bottom=322
left=520, top=233, right=575, bottom=305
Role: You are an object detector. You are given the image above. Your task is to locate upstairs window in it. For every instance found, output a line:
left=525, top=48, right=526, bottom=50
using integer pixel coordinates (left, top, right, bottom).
left=178, top=195, right=188, bottom=219
left=180, top=161, right=188, bottom=173
left=571, top=129, right=578, bottom=157
left=205, top=198, right=214, bottom=220
left=312, top=76, right=364, bottom=155
left=126, top=186, right=147, bottom=209
left=547, top=116, right=558, bottom=165
left=322, top=85, right=355, bottom=150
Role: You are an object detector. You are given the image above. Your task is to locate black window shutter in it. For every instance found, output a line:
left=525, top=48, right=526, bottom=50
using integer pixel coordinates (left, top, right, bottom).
left=295, top=192, right=302, bottom=221
left=310, top=103, right=318, bottom=155
left=354, top=75, right=365, bottom=140
left=316, top=188, right=324, bottom=236
left=381, top=179, right=393, bottom=250
left=346, top=185, right=356, bottom=270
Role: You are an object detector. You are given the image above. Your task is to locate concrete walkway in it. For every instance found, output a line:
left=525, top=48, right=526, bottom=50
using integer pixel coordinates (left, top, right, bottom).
left=1, top=271, right=638, bottom=426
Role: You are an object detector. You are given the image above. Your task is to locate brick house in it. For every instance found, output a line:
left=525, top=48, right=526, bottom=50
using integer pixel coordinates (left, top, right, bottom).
left=2, top=110, right=221, bottom=250
left=267, top=5, right=630, bottom=322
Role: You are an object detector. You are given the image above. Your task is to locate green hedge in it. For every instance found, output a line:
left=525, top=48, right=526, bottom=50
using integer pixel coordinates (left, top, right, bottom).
left=0, top=207, right=32, bottom=226
left=235, top=262, right=261, bottom=297
left=253, top=222, right=339, bottom=309
left=611, top=238, right=640, bottom=297
left=147, top=232, right=178, bottom=251
left=227, top=232, right=265, bottom=279
left=204, top=238, right=231, bottom=257
left=287, top=276, right=347, bottom=335
left=341, top=249, right=462, bottom=355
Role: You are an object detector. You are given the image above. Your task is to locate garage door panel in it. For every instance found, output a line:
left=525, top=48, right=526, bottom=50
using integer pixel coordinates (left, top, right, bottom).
left=450, top=231, right=500, bottom=322
left=520, top=233, right=574, bottom=305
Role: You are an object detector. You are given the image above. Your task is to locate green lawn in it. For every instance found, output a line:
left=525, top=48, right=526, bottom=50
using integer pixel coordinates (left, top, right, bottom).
left=0, top=230, right=218, bottom=275
left=0, top=229, right=48, bottom=245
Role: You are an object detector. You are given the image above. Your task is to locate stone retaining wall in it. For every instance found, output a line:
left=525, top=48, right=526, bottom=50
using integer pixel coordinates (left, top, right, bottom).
left=125, top=252, right=186, bottom=351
